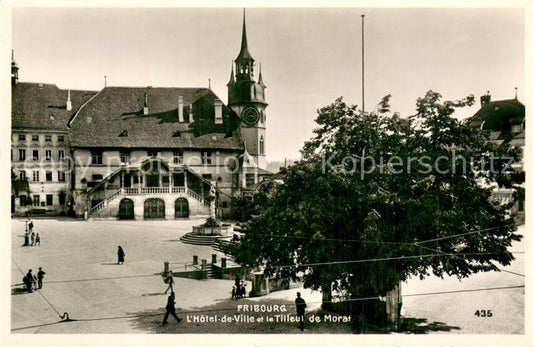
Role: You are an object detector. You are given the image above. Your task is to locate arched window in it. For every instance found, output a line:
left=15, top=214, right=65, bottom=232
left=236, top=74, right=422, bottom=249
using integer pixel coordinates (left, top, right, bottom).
left=259, top=136, right=264, bottom=155
left=144, top=198, right=165, bottom=219
left=175, top=197, right=189, bottom=218
left=118, top=198, right=134, bottom=220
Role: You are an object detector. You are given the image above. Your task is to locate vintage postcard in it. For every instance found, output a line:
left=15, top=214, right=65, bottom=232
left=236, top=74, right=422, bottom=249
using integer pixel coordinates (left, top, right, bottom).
left=3, top=1, right=531, bottom=346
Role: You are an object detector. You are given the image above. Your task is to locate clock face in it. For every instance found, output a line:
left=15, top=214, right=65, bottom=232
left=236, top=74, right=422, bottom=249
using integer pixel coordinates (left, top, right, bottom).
left=242, top=107, right=259, bottom=126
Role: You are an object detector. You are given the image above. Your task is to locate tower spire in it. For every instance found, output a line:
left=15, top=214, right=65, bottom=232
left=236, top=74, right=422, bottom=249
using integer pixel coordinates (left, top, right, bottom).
left=241, top=8, right=248, bottom=52
left=11, top=49, right=19, bottom=86
left=236, top=8, right=254, bottom=62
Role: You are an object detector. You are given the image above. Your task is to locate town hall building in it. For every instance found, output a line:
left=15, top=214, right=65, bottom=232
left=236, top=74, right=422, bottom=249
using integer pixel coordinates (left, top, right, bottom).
left=11, top=13, right=271, bottom=220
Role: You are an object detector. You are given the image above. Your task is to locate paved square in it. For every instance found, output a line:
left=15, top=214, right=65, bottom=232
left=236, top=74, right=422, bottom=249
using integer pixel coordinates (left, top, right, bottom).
left=10, top=218, right=524, bottom=334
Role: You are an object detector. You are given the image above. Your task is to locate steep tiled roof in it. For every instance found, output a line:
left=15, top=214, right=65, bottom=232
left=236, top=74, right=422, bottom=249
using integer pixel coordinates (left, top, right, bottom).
left=11, top=82, right=97, bottom=131
left=468, top=98, right=525, bottom=141
left=69, top=86, right=243, bottom=149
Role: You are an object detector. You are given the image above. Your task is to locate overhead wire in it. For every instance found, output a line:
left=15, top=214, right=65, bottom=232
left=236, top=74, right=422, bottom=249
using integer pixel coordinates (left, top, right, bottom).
left=11, top=284, right=525, bottom=332
left=97, top=220, right=514, bottom=247
left=414, top=243, right=525, bottom=278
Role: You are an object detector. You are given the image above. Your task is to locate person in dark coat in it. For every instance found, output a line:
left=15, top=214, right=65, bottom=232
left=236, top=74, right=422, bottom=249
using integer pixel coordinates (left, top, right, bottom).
left=37, top=267, right=46, bottom=289
left=234, top=275, right=241, bottom=297
left=35, top=233, right=40, bottom=246
left=162, top=292, right=182, bottom=324
left=295, top=292, right=307, bottom=331
left=117, top=246, right=125, bottom=264
left=24, top=270, right=33, bottom=293
left=23, top=232, right=29, bottom=246
left=30, top=232, right=35, bottom=246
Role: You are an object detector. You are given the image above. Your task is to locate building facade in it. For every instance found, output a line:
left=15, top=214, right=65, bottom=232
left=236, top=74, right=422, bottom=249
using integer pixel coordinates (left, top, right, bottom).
left=468, top=92, right=525, bottom=223
left=11, top=13, right=271, bottom=220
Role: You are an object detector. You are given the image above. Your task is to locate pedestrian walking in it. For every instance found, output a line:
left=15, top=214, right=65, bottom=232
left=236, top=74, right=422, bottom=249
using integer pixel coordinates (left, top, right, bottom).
left=162, top=292, right=182, bottom=325
left=30, top=232, right=35, bottom=246
left=24, top=270, right=33, bottom=293
left=29, top=220, right=34, bottom=232
left=23, top=232, right=29, bottom=247
left=295, top=292, right=307, bottom=331
left=117, top=246, right=125, bottom=264
left=164, top=271, right=174, bottom=294
left=37, top=267, right=46, bottom=289
left=35, top=233, right=40, bottom=246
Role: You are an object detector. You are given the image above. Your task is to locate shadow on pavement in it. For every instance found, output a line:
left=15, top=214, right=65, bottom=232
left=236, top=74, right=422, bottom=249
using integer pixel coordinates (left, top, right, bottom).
left=141, top=292, right=166, bottom=297
left=12, top=287, right=29, bottom=295
left=101, top=262, right=121, bottom=265
left=398, top=317, right=461, bottom=334
left=127, top=298, right=353, bottom=334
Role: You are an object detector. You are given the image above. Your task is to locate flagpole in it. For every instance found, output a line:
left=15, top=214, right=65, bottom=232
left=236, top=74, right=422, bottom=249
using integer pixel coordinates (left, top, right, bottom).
left=361, top=14, right=365, bottom=114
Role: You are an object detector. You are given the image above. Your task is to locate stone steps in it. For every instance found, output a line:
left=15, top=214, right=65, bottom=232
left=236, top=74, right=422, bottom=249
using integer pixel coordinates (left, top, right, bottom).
left=206, top=264, right=217, bottom=279
left=179, top=232, right=231, bottom=247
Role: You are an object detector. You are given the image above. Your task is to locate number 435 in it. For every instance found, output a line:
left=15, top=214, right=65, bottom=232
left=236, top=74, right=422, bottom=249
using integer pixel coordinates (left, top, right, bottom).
left=475, top=310, right=493, bottom=317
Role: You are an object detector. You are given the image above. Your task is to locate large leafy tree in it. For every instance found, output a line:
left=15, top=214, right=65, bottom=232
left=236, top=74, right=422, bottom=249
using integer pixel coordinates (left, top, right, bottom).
left=233, top=91, right=522, bottom=331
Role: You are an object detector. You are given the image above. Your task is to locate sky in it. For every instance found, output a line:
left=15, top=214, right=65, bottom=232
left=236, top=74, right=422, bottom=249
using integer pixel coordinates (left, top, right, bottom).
left=11, top=6, right=527, bottom=162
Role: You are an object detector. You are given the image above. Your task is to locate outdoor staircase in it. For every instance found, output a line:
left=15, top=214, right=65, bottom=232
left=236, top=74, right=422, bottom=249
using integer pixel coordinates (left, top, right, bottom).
left=88, top=186, right=209, bottom=217
left=179, top=232, right=226, bottom=246
left=205, top=264, right=217, bottom=279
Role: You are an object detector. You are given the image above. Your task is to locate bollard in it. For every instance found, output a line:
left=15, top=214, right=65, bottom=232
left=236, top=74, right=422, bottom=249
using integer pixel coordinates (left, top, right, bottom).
left=193, top=255, right=198, bottom=265
left=164, top=261, right=169, bottom=273
left=212, top=254, right=217, bottom=264
left=221, top=257, right=227, bottom=268
left=201, top=259, right=207, bottom=270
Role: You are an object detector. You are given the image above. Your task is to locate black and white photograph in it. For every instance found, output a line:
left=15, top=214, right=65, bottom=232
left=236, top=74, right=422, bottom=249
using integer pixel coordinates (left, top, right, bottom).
left=2, top=2, right=531, bottom=346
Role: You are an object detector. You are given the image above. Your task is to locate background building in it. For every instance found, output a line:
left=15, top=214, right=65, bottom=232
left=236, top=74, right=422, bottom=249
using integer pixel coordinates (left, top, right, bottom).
left=468, top=91, right=525, bottom=223
left=11, top=14, right=272, bottom=219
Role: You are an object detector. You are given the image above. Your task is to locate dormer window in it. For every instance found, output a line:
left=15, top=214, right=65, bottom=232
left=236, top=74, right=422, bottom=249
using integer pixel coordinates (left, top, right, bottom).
left=202, top=150, right=212, bottom=165
left=120, top=151, right=131, bottom=164
left=173, top=131, right=181, bottom=137
left=119, top=130, right=128, bottom=137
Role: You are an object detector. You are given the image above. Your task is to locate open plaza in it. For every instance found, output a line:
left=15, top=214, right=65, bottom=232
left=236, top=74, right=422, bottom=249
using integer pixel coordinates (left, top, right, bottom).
left=10, top=218, right=524, bottom=334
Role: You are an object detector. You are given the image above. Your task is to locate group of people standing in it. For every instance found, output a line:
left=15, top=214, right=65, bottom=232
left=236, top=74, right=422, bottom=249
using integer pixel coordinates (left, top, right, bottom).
left=23, top=220, right=40, bottom=247
left=231, top=275, right=246, bottom=300
left=22, top=268, right=46, bottom=293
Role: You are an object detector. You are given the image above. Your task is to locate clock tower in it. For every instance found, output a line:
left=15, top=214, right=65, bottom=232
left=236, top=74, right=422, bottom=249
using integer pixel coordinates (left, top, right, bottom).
left=227, top=10, right=267, bottom=169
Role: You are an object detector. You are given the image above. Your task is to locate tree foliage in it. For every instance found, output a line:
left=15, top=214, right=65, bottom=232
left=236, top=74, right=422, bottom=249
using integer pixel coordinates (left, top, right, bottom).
left=232, top=91, right=522, bottom=327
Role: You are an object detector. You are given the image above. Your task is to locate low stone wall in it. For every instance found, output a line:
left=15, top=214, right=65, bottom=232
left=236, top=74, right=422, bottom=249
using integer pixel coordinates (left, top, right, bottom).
left=192, top=224, right=233, bottom=236
left=173, top=269, right=207, bottom=280
left=212, top=263, right=247, bottom=280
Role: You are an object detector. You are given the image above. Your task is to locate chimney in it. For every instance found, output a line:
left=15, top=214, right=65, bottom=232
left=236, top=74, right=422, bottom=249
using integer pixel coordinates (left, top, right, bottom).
left=214, top=99, right=223, bottom=124
left=480, top=91, right=491, bottom=106
left=66, top=89, right=72, bottom=111
left=143, top=93, right=149, bottom=115
left=178, top=96, right=184, bottom=122
left=188, top=104, right=193, bottom=123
